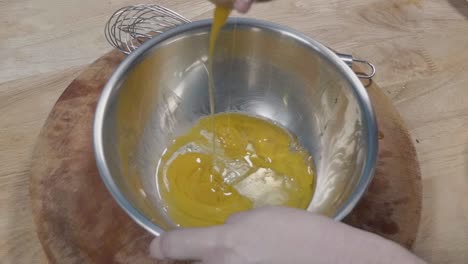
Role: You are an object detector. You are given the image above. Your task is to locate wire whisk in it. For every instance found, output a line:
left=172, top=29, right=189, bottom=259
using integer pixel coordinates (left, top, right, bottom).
left=105, top=4, right=191, bottom=54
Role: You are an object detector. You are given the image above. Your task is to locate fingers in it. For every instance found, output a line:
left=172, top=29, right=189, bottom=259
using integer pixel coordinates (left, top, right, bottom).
left=234, top=0, right=254, bottom=13
left=149, top=226, right=225, bottom=261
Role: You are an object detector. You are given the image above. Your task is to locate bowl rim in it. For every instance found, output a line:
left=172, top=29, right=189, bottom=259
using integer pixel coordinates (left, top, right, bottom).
left=93, top=17, right=379, bottom=236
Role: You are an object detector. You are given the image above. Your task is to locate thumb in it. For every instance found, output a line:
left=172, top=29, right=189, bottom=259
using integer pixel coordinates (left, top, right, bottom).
left=234, top=0, right=254, bottom=13
left=149, top=226, right=225, bottom=260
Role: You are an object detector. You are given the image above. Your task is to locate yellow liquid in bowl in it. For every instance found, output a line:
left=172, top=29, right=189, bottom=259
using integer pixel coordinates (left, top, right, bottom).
left=156, top=113, right=315, bottom=227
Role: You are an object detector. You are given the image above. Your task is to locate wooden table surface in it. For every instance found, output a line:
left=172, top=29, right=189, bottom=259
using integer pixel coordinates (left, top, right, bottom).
left=1, top=0, right=467, bottom=263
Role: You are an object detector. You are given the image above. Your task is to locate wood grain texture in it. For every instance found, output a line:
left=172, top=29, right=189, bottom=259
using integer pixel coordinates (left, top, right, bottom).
left=2, top=0, right=468, bottom=263
left=28, top=50, right=421, bottom=263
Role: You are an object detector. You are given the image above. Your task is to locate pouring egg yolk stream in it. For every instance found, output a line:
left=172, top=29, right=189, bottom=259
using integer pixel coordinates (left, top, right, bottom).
left=208, top=6, right=231, bottom=116
left=208, top=5, right=231, bottom=158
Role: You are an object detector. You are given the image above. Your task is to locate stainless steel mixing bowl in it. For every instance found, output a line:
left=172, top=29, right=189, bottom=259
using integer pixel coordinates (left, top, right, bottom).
left=94, top=18, right=378, bottom=236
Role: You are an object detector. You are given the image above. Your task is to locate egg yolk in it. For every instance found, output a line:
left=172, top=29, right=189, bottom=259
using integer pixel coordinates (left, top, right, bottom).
left=156, top=113, right=315, bottom=227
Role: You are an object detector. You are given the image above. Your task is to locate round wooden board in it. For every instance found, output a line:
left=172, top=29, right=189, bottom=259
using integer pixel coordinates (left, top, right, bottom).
left=30, top=50, right=422, bottom=263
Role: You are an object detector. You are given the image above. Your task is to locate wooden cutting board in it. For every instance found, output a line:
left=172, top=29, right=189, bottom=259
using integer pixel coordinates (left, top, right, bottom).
left=29, top=49, right=422, bottom=263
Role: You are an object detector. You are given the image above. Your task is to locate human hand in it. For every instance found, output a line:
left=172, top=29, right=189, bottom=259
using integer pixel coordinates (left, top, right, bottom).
left=209, top=0, right=255, bottom=13
left=149, top=206, right=425, bottom=264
